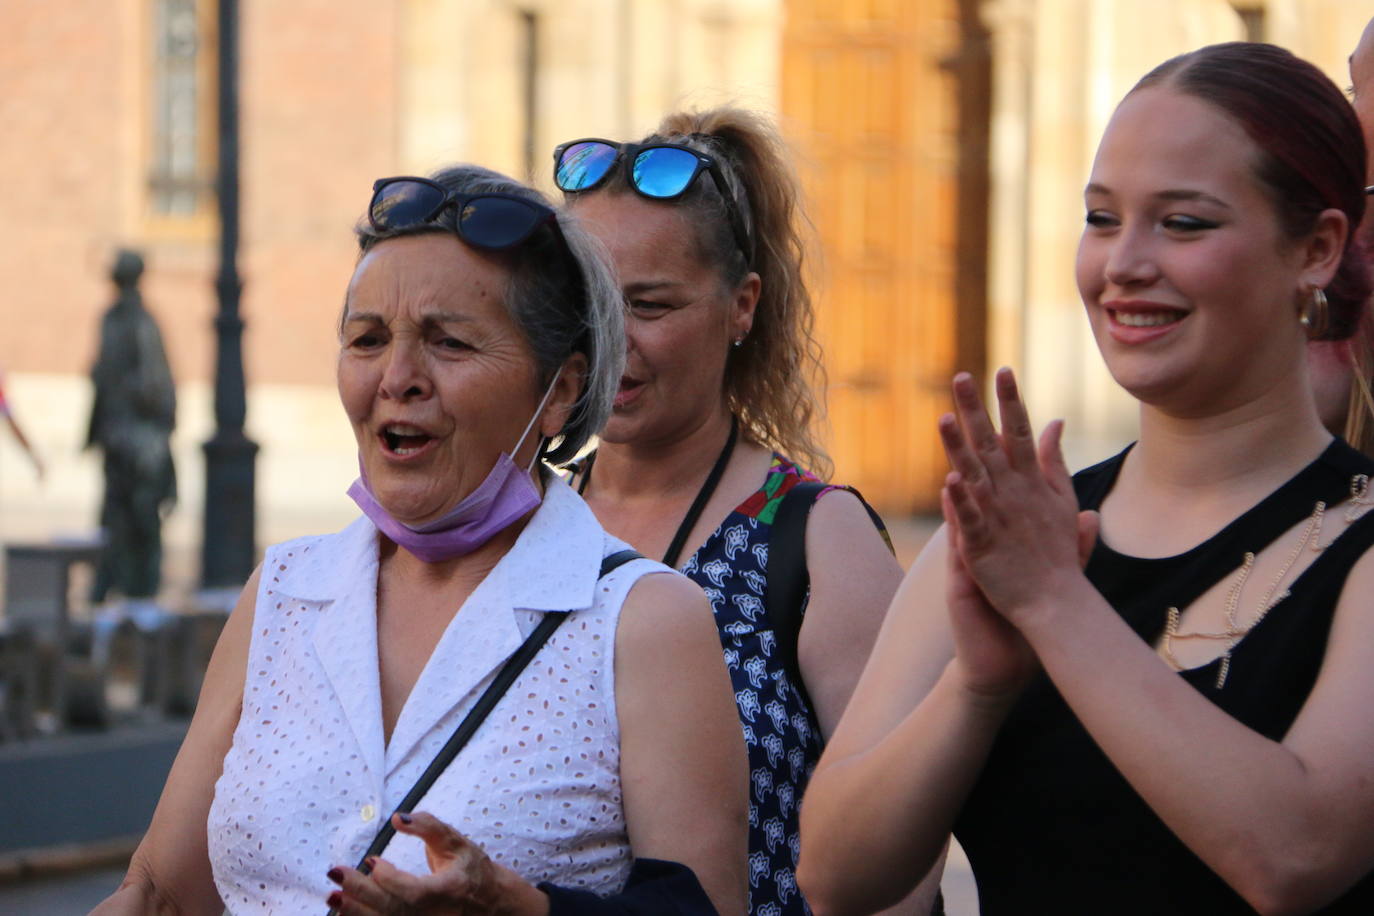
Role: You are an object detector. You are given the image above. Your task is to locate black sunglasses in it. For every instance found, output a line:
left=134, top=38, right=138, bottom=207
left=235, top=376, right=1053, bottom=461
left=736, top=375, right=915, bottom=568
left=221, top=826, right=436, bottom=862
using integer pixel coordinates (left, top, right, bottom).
left=552, top=138, right=754, bottom=265
left=369, top=176, right=573, bottom=252
left=368, top=176, right=585, bottom=311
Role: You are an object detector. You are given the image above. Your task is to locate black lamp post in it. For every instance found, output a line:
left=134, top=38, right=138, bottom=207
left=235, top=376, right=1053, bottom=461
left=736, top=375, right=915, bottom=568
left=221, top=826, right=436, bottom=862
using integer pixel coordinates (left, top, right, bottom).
left=201, top=0, right=258, bottom=592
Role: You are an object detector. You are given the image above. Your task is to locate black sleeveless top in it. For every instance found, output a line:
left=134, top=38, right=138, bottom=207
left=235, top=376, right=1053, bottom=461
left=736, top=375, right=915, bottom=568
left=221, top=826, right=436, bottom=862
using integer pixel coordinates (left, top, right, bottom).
left=952, top=438, right=1374, bottom=914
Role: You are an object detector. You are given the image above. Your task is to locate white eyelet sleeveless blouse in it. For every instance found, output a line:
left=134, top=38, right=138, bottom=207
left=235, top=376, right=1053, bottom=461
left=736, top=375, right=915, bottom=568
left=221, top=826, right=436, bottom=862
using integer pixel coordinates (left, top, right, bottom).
left=208, top=475, right=665, bottom=913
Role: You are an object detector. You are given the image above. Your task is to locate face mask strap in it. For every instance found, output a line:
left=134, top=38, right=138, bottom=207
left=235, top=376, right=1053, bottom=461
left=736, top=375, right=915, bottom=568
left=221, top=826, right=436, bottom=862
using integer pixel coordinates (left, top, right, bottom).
left=514, top=369, right=563, bottom=472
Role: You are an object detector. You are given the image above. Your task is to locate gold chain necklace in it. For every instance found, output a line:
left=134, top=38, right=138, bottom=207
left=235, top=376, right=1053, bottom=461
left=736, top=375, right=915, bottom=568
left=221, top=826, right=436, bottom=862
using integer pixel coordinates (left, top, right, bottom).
left=1162, top=472, right=1372, bottom=688
left=1163, top=500, right=1325, bottom=689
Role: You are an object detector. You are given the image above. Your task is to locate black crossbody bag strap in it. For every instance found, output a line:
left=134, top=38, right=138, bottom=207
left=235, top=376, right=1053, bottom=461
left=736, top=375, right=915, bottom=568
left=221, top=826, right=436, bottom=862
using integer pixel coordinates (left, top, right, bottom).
left=766, top=482, right=885, bottom=740
left=329, top=548, right=642, bottom=909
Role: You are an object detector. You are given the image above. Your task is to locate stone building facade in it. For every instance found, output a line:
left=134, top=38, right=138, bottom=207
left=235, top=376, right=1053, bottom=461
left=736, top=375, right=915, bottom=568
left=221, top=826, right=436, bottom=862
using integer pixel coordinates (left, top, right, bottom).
left=0, top=0, right=1368, bottom=596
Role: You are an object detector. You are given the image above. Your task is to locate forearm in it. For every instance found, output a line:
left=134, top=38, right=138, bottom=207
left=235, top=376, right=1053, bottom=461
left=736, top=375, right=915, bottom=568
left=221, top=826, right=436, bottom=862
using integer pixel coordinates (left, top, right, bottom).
left=90, top=861, right=194, bottom=916
left=798, top=665, right=1007, bottom=915
left=1018, top=575, right=1347, bottom=910
left=873, top=845, right=947, bottom=916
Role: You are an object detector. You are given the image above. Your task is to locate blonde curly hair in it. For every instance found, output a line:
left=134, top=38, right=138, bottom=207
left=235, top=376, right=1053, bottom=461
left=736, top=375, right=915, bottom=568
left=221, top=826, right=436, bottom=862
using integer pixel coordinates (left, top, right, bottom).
left=623, top=106, right=832, bottom=477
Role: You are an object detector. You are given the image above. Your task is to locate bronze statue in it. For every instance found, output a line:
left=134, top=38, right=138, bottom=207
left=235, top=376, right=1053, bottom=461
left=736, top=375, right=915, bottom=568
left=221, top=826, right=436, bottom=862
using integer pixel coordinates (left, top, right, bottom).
left=87, top=250, right=177, bottom=601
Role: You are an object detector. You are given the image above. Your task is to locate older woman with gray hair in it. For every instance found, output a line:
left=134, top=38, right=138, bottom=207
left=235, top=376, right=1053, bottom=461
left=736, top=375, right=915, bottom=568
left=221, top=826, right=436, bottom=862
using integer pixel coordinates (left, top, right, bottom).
left=92, top=165, right=747, bottom=915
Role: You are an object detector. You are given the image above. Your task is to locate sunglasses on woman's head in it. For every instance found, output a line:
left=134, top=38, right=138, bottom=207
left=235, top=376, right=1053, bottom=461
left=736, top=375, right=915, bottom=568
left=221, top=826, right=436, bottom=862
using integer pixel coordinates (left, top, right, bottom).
left=368, top=176, right=585, bottom=305
left=552, top=138, right=754, bottom=265
left=369, top=176, right=573, bottom=253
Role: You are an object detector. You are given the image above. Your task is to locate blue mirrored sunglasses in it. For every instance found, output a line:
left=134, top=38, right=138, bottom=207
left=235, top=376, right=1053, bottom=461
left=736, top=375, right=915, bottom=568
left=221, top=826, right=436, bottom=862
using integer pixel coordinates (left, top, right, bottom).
left=552, top=138, right=754, bottom=265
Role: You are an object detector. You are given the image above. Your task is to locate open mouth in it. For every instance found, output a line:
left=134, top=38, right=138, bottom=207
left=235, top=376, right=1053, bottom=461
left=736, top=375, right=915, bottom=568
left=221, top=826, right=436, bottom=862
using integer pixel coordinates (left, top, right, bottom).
left=380, top=424, right=435, bottom=456
left=614, top=376, right=646, bottom=407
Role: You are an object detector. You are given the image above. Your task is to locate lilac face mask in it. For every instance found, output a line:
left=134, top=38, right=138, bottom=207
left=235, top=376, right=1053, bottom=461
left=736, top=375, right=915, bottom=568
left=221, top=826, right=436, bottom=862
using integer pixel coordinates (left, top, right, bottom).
left=347, top=374, right=560, bottom=563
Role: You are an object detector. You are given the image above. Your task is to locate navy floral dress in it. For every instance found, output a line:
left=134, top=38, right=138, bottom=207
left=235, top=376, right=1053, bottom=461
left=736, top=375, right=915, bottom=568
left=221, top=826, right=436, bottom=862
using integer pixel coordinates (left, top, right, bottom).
left=680, top=455, right=889, bottom=916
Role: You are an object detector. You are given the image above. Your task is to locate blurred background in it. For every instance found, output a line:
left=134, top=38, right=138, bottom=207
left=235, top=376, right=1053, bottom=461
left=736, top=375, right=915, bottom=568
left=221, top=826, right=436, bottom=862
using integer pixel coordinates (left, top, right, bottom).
left=3, top=0, right=1371, bottom=557
left=0, top=0, right=1368, bottom=910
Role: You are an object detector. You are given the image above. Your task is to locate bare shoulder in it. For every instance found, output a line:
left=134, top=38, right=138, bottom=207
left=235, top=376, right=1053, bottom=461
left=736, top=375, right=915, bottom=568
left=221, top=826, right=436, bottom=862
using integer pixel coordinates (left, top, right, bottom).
left=202, top=565, right=260, bottom=700
left=805, top=486, right=900, bottom=572
left=806, top=485, right=882, bottom=537
left=616, top=569, right=718, bottom=651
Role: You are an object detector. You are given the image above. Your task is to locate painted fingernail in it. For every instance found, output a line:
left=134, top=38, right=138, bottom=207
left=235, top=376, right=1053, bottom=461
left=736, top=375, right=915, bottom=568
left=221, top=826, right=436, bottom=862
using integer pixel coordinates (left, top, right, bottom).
left=327, top=891, right=342, bottom=907
left=327, top=867, right=343, bottom=883
left=398, top=812, right=412, bottom=824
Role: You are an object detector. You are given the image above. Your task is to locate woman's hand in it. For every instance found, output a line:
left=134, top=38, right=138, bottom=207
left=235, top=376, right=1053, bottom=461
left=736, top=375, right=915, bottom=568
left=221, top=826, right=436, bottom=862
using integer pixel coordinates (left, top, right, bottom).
left=939, top=368, right=1094, bottom=627
left=327, top=812, right=549, bottom=916
left=941, top=483, right=1037, bottom=701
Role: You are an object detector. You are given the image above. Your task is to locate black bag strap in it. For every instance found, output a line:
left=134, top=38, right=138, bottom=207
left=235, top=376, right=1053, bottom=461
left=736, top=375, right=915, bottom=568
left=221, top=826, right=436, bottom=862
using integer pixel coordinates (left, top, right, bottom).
left=766, top=482, right=884, bottom=738
left=332, top=548, right=642, bottom=906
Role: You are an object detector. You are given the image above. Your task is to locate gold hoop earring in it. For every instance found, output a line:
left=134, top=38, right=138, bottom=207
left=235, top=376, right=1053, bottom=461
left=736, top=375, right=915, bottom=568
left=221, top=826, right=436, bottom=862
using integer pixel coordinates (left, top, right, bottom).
left=1300, top=287, right=1330, bottom=338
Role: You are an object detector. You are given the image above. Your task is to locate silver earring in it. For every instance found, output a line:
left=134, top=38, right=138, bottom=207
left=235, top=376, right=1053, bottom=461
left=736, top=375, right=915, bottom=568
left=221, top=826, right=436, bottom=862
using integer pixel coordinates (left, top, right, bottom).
left=732, top=337, right=745, bottom=349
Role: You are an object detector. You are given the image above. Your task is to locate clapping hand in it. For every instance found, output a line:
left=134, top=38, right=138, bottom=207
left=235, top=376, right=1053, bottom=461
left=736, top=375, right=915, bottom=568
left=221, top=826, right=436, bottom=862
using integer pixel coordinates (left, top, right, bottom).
left=327, top=812, right=549, bottom=916
left=939, top=369, right=1098, bottom=698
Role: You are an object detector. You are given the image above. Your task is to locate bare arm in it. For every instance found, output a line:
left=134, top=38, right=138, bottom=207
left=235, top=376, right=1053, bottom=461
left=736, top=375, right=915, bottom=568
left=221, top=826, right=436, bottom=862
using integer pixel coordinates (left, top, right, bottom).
left=798, top=527, right=1010, bottom=916
left=799, top=411, right=1098, bottom=916
left=943, top=368, right=1374, bottom=914
left=797, top=489, right=903, bottom=740
left=798, top=490, right=944, bottom=915
left=616, top=571, right=750, bottom=916
left=90, top=567, right=259, bottom=915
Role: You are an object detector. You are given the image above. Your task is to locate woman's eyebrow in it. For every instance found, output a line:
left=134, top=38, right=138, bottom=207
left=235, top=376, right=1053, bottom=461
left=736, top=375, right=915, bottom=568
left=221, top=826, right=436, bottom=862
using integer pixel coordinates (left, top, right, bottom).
left=624, top=279, right=682, bottom=296
left=419, top=311, right=477, bottom=328
left=1082, top=183, right=1231, bottom=210
left=1155, top=189, right=1232, bottom=209
left=342, top=310, right=476, bottom=325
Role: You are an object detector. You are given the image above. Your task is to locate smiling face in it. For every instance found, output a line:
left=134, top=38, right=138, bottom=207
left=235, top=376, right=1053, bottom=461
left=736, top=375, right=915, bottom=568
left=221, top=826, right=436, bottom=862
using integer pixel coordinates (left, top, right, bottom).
left=338, top=233, right=549, bottom=525
left=569, top=192, right=755, bottom=447
left=1075, top=86, right=1321, bottom=414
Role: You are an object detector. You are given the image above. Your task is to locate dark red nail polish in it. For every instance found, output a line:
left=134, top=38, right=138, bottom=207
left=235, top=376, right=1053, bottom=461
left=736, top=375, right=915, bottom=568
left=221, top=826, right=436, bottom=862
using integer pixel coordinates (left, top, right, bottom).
left=327, top=867, right=343, bottom=883
left=327, top=891, right=342, bottom=907
left=398, top=812, right=412, bottom=824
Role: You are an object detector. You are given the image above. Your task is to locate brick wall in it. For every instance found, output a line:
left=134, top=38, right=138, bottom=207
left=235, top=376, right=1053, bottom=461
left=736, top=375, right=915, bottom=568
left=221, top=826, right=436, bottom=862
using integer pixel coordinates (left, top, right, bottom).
left=0, top=0, right=400, bottom=389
